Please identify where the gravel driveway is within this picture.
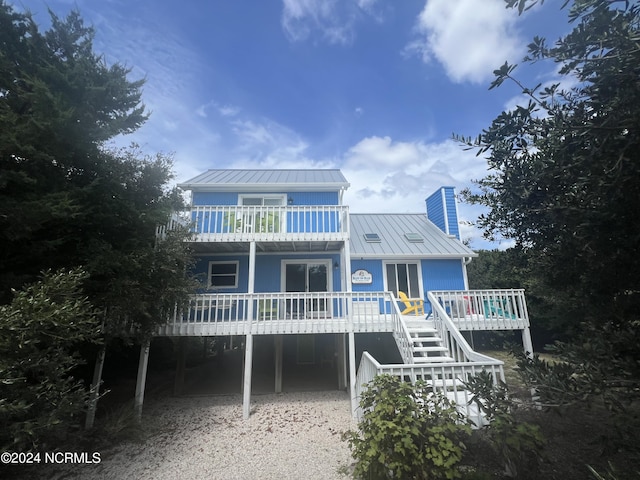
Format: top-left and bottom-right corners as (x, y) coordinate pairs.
(55, 391), (356, 480)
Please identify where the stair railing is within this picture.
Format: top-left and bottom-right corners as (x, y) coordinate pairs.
(427, 291), (501, 365)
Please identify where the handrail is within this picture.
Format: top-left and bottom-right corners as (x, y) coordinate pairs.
(157, 291), (398, 336)
(188, 205), (350, 237)
(429, 289), (530, 330)
(354, 351), (504, 425)
(388, 294), (416, 364)
(427, 291), (496, 363)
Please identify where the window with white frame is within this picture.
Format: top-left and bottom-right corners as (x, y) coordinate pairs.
(239, 195), (285, 206)
(208, 261), (239, 289)
(385, 262), (421, 298)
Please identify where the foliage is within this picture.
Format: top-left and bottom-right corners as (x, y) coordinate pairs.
(0, 3), (195, 337)
(457, 0), (640, 412)
(0, 269), (101, 451)
(458, 0), (640, 318)
(464, 371), (546, 479)
(344, 374), (471, 480)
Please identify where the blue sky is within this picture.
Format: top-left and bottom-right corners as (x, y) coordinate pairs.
(12, 0), (571, 249)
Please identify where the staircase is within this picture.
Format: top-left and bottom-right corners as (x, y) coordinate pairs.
(404, 318), (454, 363)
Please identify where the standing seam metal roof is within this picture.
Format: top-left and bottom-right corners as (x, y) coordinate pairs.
(178, 169), (350, 190)
(350, 213), (475, 257)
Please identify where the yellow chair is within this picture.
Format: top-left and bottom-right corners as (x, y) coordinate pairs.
(398, 291), (425, 316)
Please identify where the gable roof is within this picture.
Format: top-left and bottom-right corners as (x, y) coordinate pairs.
(178, 169), (350, 192)
(350, 213), (476, 258)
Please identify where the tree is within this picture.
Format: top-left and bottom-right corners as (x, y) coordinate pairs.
(0, 269), (101, 451)
(460, 0), (640, 323)
(0, 3), (196, 430)
(0, 3), (148, 300)
(458, 0), (640, 414)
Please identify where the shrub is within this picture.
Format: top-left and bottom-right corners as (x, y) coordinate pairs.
(344, 374), (472, 480)
(465, 371), (546, 479)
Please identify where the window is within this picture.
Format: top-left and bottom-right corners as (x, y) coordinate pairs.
(363, 233), (381, 243)
(404, 233), (424, 243)
(239, 195), (285, 206)
(208, 261), (239, 289)
(385, 262), (421, 298)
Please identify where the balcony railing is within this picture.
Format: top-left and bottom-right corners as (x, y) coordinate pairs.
(188, 205), (349, 241)
(428, 289), (530, 330)
(157, 291), (398, 336)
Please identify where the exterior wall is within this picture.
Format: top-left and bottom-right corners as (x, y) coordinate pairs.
(422, 259), (466, 313)
(193, 191), (339, 206)
(425, 187), (460, 239)
(193, 253), (343, 293)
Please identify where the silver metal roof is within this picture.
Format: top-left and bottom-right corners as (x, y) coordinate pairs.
(179, 169), (350, 192)
(350, 213), (476, 258)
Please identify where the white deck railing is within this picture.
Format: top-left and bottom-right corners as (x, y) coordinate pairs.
(428, 289), (530, 330)
(157, 291), (399, 336)
(354, 352), (503, 426)
(188, 205), (350, 242)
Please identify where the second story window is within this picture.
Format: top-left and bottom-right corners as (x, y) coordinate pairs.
(239, 195), (285, 206)
(208, 261), (239, 289)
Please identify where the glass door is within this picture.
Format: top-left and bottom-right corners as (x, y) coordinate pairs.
(284, 262), (329, 318)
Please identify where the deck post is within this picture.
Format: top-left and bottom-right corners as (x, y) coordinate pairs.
(522, 327), (534, 358)
(348, 331), (357, 417)
(174, 337), (188, 395)
(134, 338), (151, 421)
(274, 334), (283, 393)
(242, 333), (254, 419)
(85, 344), (106, 429)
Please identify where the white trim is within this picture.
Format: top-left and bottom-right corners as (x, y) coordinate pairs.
(238, 194), (286, 206)
(280, 259), (333, 293)
(382, 259), (424, 299)
(441, 188), (450, 236)
(207, 260), (240, 289)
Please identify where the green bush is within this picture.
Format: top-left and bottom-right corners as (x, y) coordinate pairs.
(465, 371), (546, 479)
(344, 374), (472, 480)
(0, 270), (101, 451)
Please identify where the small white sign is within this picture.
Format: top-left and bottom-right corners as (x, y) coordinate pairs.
(352, 269), (373, 284)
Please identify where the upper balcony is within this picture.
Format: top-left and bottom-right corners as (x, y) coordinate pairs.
(188, 205), (350, 245)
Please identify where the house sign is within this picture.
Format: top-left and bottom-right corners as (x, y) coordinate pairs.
(352, 269), (373, 284)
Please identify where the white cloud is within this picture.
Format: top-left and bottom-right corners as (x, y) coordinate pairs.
(408, 0), (524, 84)
(281, 0), (380, 44)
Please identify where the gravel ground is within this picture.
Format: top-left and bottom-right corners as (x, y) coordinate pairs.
(55, 391), (356, 480)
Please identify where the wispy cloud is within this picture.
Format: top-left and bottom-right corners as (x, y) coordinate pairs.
(406, 0), (524, 84)
(281, 0), (381, 45)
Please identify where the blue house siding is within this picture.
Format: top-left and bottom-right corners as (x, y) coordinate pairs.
(287, 192), (339, 205)
(194, 254), (342, 293)
(425, 187), (459, 239)
(422, 259), (465, 313)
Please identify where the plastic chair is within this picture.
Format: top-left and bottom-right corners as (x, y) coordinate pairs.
(398, 291), (425, 316)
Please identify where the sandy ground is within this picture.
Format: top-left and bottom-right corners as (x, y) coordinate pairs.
(48, 391), (356, 480)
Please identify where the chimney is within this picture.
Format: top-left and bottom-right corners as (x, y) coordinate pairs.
(425, 186), (460, 239)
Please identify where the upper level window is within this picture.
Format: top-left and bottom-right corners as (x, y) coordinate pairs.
(239, 195), (285, 206)
(208, 261), (239, 289)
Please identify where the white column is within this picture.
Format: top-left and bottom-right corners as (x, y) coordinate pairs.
(348, 331), (357, 417)
(247, 241), (256, 322)
(242, 334), (254, 419)
(522, 327), (534, 358)
(336, 334), (346, 390)
(134, 339), (151, 421)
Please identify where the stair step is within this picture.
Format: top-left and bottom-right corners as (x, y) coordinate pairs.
(411, 336), (442, 343)
(412, 356), (455, 363)
(413, 345), (448, 353)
